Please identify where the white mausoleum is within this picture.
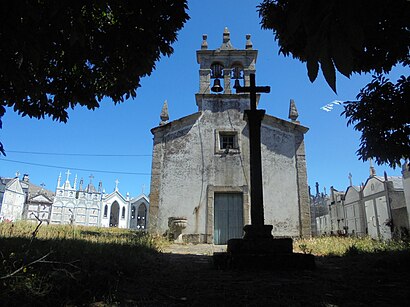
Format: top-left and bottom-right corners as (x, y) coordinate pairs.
(51, 171), (149, 230)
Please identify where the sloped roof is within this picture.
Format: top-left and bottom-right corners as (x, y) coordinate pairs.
(103, 189), (127, 202)
(130, 194), (149, 204)
(345, 185), (361, 194)
(5, 178), (24, 194)
(367, 176), (403, 190)
(29, 193), (53, 204)
(152, 110), (308, 136)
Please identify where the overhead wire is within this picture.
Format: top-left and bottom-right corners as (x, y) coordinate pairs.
(6, 150), (151, 157)
(0, 158), (151, 175)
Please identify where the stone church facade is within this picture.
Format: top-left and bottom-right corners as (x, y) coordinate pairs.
(149, 29), (310, 244)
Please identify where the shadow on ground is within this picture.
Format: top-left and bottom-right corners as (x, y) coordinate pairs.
(1, 237), (409, 306)
(121, 248), (410, 306)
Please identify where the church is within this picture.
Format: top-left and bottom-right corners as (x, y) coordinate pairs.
(149, 29), (311, 244)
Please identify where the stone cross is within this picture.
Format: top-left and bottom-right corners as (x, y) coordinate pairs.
(348, 173), (353, 186)
(65, 170), (71, 181)
(115, 179), (120, 191)
(236, 73), (270, 111)
(236, 73), (270, 235)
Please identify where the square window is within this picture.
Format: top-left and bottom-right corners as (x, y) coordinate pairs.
(215, 130), (240, 154)
(220, 134), (235, 149)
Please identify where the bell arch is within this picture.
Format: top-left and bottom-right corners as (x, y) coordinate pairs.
(231, 62), (244, 89)
(210, 62), (224, 93)
(137, 203), (147, 229)
(109, 201), (120, 227)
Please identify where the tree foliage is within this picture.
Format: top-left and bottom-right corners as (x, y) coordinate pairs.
(343, 76), (410, 167)
(0, 0), (189, 155)
(258, 0), (409, 166)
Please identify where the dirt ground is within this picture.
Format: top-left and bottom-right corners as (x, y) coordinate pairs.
(116, 244), (410, 306)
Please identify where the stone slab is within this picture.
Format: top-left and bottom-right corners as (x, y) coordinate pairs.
(213, 252), (315, 270)
(227, 238), (293, 254)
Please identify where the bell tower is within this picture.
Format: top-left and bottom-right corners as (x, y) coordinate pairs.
(196, 28), (259, 111)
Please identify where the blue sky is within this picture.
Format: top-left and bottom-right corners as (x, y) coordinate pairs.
(0, 1), (407, 197)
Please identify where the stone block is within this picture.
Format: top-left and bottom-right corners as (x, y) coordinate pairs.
(227, 252), (315, 270)
(181, 233), (207, 244)
(227, 237), (293, 254)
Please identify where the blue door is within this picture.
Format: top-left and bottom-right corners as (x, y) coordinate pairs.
(214, 193), (243, 244)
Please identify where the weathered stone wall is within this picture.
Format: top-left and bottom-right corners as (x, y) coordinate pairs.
(149, 95), (310, 241)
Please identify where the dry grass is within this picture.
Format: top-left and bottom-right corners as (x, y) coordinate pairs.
(1, 222), (410, 306)
(294, 235), (410, 256)
(0, 221), (167, 306)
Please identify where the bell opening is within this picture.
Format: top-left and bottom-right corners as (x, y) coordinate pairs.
(233, 79), (241, 89)
(211, 78), (223, 93)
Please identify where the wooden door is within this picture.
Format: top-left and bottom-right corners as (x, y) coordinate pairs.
(214, 193), (243, 244)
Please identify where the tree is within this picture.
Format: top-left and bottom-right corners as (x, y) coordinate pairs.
(344, 75), (409, 167)
(0, 0), (189, 155)
(258, 0), (409, 167)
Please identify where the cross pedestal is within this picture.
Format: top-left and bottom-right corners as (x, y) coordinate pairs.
(242, 108), (273, 240)
(213, 73), (314, 270)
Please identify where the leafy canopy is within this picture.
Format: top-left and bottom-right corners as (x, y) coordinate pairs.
(0, 0), (189, 155)
(343, 76), (410, 168)
(258, 0), (409, 167)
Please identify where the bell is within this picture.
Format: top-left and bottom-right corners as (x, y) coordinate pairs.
(233, 79), (241, 89)
(211, 78), (223, 93)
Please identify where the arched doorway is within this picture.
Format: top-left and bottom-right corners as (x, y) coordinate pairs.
(110, 201), (120, 227)
(137, 203), (147, 229)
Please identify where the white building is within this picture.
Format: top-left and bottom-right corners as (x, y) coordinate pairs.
(344, 185), (366, 236)
(51, 171), (149, 230)
(0, 177), (25, 221)
(149, 29), (311, 244)
(0, 174), (54, 223)
(314, 169), (409, 239)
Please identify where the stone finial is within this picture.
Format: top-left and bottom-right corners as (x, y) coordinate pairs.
(160, 100), (169, 125)
(245, 34), (253, 49)
(288, 99), (299, 122)
(201, 34), (208, 50)
(57, 172), (62, 187)
(220, 27), (234, 50)
(223, 27), (230, 43)
(73, 174), (78, 190)
(348, 173), (353, 186)
(64, 170), (71, 189)
(369, 158), (376, 177)
(115, 179), (119, 191)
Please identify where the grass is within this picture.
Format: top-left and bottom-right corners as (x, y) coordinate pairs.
(294, 235), (410, 256)
(0, 221), (168, 306)
(2, 221), (410, 306)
